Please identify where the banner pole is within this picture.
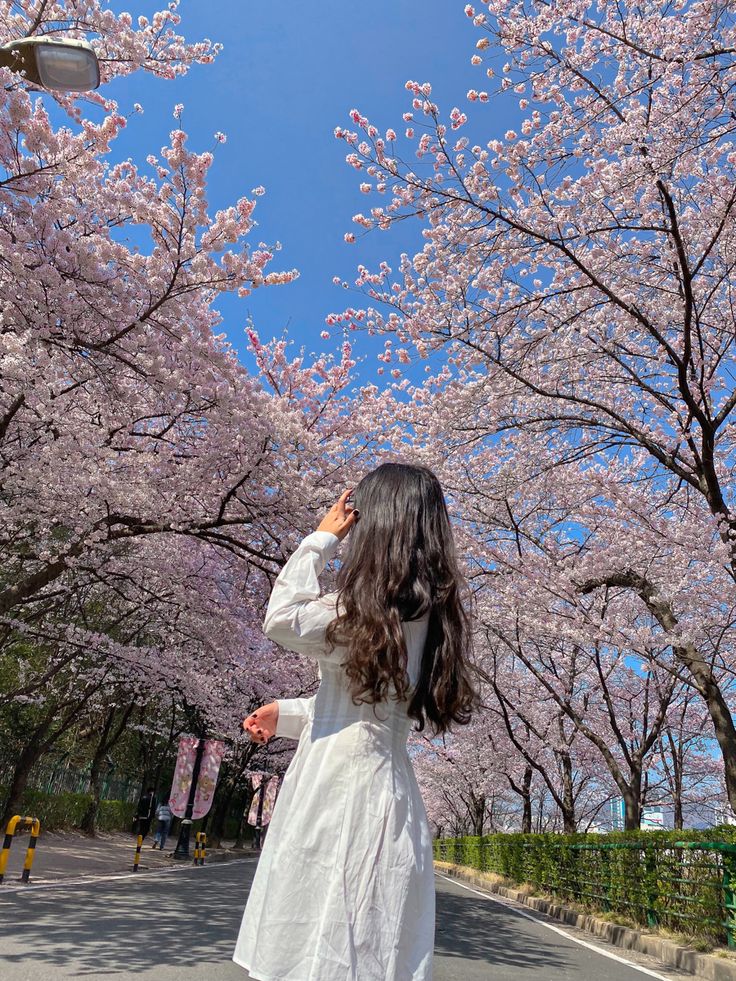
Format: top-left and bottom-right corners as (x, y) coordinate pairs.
(173, 736), (205, 860)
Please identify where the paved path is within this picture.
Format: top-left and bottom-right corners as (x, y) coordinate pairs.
(0, 829), (242, 882)
(0, 858), (691, 979)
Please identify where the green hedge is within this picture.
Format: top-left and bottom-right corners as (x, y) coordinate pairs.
(1, 788), (136, 832)
(434, 829), (736, 944)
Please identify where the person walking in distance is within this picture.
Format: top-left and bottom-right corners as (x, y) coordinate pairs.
(234, 462), (480, 981)
(134, 786), (157, 840)
(152, 800), (173, 850)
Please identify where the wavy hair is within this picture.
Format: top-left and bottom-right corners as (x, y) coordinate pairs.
(324, 462), (480, 736)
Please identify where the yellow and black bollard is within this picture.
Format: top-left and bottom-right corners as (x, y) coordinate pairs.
(132, 833), (143, 872)
(193, 831), (207, 866)
(0, 815), (41, 884)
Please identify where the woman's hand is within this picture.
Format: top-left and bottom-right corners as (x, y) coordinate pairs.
(242, 701), (279, 744)
(317, 488), (359, 541)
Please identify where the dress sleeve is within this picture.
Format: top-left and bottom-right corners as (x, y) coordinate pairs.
(263, 530), (341, 659)
(274, 696), (315, 739)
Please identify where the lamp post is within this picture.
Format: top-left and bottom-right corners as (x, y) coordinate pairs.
(0, 37), (100, 92)
(253, 776), (267, 850)
(173, 736), (206, 860)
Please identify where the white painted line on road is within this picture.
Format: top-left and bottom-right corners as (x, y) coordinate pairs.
(0, 857), (254, 895)
(434, 871), (674, 981)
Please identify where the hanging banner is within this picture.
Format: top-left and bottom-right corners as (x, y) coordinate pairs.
(247, 773), (280, 826)
(261, 775), (280, 826)
(169, 735), (199, 818)
(192, 739), (226, 820)
(169, 736), (227, 819)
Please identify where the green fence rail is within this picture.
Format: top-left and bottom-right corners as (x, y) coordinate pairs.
(433, 833), (736, 947)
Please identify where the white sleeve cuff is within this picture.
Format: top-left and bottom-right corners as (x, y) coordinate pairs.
(275, 696), (315, 739)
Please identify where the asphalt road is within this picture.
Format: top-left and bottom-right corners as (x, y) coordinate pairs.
(0, 857), (689, 980)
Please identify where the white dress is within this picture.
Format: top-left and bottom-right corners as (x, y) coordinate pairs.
(233, 530), (435, 981)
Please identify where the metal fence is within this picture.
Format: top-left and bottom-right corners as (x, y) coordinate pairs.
(0, 761), (140, 804)
(434, 836), (736, 947)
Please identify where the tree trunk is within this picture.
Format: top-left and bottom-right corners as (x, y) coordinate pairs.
(623, 785), (641, 831)
(211, 777), (237, 839)
(673, 744), (684, 830)
(79, 756), (103, 836)
(476, 797), (486, 837)
(79, 702), (136, 836)
(521, 766), (533, 833)
(1, 743), (42, 828)
(80, 713), (114, 836)
(560, 753), (577, 833)
(673, 796), (684, 831)
(689, 669), (736, 815)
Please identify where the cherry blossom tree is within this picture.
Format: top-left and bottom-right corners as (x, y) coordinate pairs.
(331, 0), (736, 818)
(412, 716), (519, 836)
(0, 1), (383, 826)
(650, 685), (725, 829)
(486, 648), (606, 832)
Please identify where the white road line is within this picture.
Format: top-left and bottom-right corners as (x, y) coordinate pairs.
(434, 870), (675, 981)
(0, 857), (252, 895)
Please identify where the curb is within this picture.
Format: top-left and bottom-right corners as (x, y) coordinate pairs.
(203, 848), (256, 864)
(434, 861), (736, 981)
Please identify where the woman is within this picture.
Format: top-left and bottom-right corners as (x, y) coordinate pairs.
(233, 461), (480, 981)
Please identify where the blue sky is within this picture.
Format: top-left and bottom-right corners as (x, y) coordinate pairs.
(99, 1), (505, 382)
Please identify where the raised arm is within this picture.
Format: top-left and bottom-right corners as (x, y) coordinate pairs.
(262, 530), (341, 657)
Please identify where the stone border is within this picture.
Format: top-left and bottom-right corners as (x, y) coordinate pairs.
(434, 860), (736, 981)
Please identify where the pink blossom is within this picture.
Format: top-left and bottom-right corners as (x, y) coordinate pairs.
(450, 108), (468, 130)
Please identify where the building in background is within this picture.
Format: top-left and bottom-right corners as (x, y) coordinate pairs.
(640, 806), (670, 830)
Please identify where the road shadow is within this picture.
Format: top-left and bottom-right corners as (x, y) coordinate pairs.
(0, 861), (256, 976)
(1, 861), (626, 979)
(435, 881), (572, 974)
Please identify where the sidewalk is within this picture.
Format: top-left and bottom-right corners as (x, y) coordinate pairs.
(0, 829), (252, 886)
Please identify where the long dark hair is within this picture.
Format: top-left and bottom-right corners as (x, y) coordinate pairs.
(324, 462), (480, 736)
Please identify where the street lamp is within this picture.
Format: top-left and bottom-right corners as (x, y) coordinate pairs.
(173, 736), (206, 860)
(253, 775), (268, 850)
(0, 37), (100, 92)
